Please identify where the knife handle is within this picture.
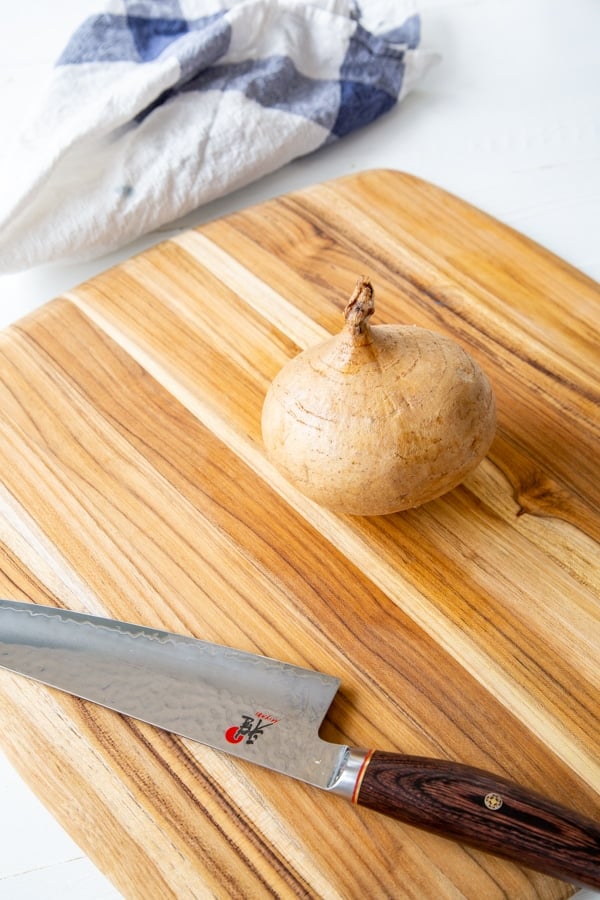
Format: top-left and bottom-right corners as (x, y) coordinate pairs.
(352, 751), (600, 888)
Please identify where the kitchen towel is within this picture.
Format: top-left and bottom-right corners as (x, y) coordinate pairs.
(0, 0), (436, 271)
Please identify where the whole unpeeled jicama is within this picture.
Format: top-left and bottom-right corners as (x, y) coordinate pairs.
(261, 277), (497, 516)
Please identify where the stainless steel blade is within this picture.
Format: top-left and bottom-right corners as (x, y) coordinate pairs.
(0, 599), (347, 789)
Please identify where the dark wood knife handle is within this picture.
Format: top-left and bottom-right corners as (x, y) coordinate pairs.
(355, 751), (600, 888)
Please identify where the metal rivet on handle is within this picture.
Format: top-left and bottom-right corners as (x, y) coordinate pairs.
(484, 792), (504, 811)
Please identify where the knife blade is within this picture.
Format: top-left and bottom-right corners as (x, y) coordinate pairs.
(0, 599), (599, 889)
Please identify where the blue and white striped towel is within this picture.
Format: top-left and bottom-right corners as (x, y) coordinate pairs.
(0, 0), (436, 272)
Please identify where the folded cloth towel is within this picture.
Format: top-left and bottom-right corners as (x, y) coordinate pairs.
(0, 0), (436, 272)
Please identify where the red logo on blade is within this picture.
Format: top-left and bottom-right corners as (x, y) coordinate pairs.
(225, 726), (244, 744)
(225, 713), (280, 745)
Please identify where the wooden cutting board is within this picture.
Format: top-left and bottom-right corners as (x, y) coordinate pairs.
(0, 170), (598, 899)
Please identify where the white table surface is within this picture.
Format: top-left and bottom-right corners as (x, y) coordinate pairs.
(0, 1), (598, 897)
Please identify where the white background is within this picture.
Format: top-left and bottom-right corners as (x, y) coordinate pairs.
(0, 1), (599, 896)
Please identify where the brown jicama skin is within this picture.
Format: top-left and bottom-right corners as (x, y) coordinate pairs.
(261, 277), (497, 516)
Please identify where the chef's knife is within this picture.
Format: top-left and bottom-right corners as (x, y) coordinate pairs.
(1, 599), (599, 888)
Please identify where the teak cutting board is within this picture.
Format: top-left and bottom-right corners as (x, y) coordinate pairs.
(0, 170), (598, 899)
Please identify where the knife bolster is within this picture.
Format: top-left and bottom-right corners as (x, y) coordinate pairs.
(327, 747), (372, 800)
